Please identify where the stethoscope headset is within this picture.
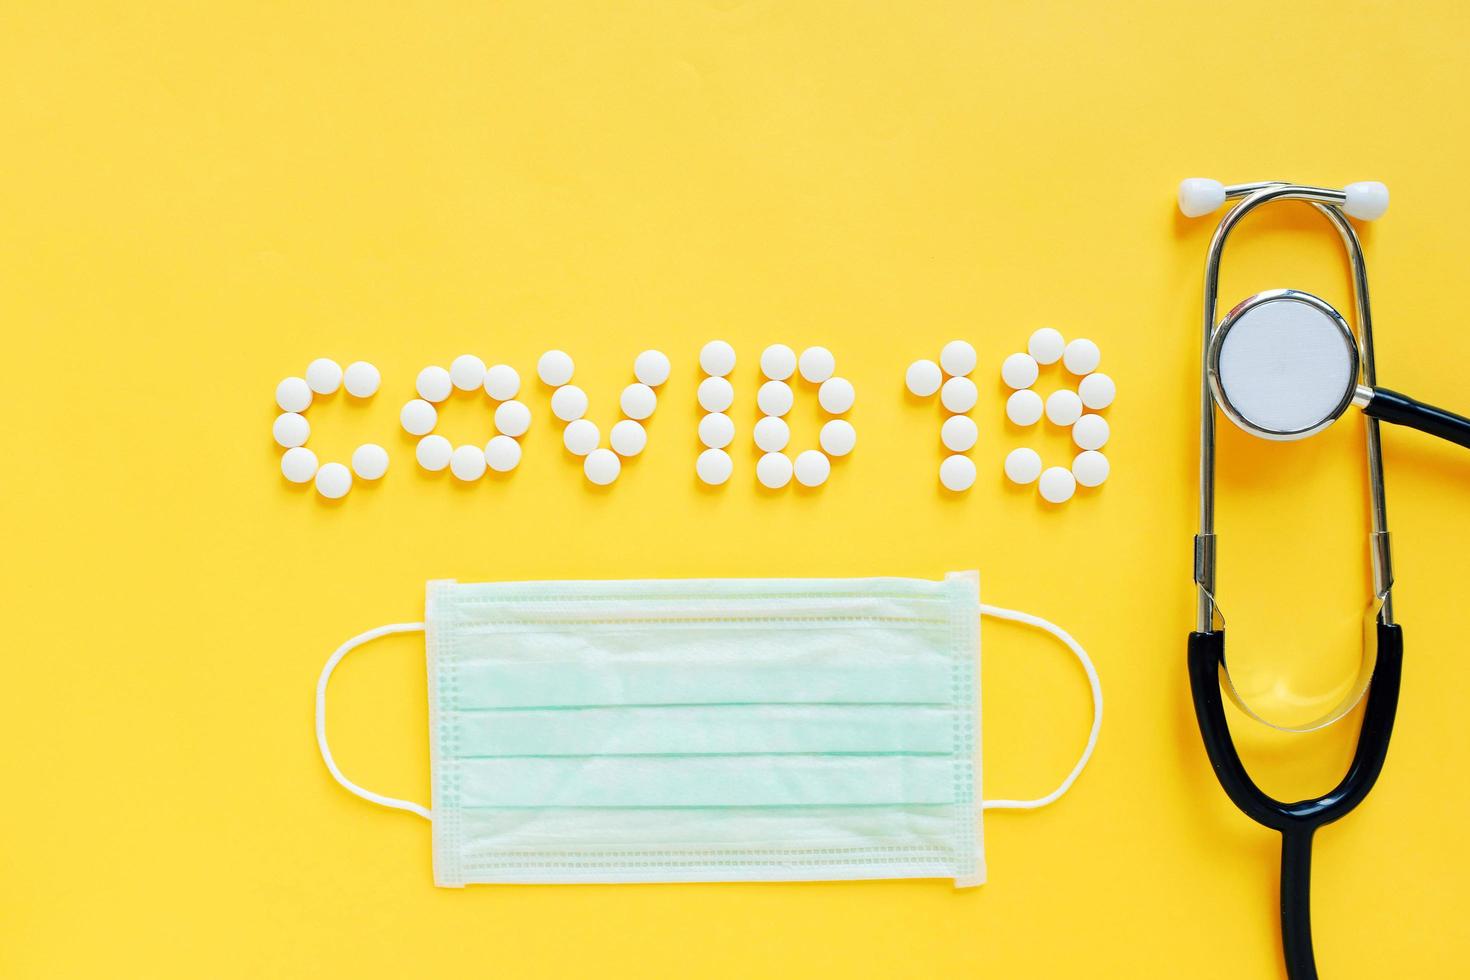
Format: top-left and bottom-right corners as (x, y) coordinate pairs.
(1179, 178), (1470, 980)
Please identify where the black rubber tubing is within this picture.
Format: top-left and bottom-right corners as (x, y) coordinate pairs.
(1363, 386), (1470, 449)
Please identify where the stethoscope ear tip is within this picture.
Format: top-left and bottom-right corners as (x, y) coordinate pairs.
(1344, 181), (1389, 221)
(1178, 178), (1226, 218)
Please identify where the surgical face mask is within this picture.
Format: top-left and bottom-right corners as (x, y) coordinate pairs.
(315, 573), (1100, 888)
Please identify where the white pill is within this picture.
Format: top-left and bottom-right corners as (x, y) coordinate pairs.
(757, 451), (794, 489)
(563, 418), (600, 456)
(450, 444), (487, 481)
(315, 462), (352, 499)
(794, 450), (831, 487)
(940, 340), (977, 377)
(941, 414), (978, 452)
(634, 350), (671, 387)
(906, 359), (943, 397)
(584, 448), (621, 485)
(818, 377), (855, 414)
(940, 376), (978, 414)
(939, 454), (977, 492)
(760, 344), (797, 381)
(494, 400), (531, 437)
(551, 384), (589, 422)
(416, 435), (453, 471)
(306, 358), (343, 395)
(537, 350), (574, 387)
(1045, 389), (1083, 426)
(698, 376), (735, 413)
(611, 419), (649, 456)
(272, 412), (310, 448)
(1063, 338), (1101, 376)
(1039, 466), (1077, 503)
(696, 448), (733, 485)
(400, 399), (437, 435)
(1073, 450), (1110, 487)
(699, 340), (737, 377)
(621, 382), (658, 420)
(798, 346), (836, 383)
(757, 380), (794, 417)
(416, 365), (453, 403)
(1073, 413), (1110, 450)
(343, 360), (380, 398)
(1029, 328), (1066, 365)
(281, 446), (318, 483)
(1001, 352), (1039, 390)
(450, 354), (487, 391)
(819, 418), (857, 456)
(1079, 372), (1116, 410)
(1004, 447), (1043, 485)
(275, 376), (312, 412)
(485, 435), (522, 472)
(753, 415), (790, 452)
(698, 412), (735, 449)
(483, 364), (521, 401)
(1006, 389), (1045, 426)
(351, 443), (389, 480)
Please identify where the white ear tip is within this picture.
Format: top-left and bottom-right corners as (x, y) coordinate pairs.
(1344, 181), (1389, 221)
(1178, 178), (1226, 218)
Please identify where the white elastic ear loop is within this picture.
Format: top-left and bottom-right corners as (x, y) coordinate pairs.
(315, 622), (432, 820)
(978, 603), (1102, 811)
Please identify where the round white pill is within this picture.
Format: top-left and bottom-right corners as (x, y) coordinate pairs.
(450, 354), (487, 391)
(484, 364), (521, 401)
(584, 448), (621, 485)
(563, 418), (600, 456)
(798, 346), (836, 384)
(537, 350), (574, 387)
(634, 349), (671, 387)
(315, 462), (352, 499)
(400, 399), (437, 436)
(272, 412), (310, 448)
(351, 443), (389, 480)
(757, 380), (794, 417)
(1072, 413), (1110, 450)
(697, 376), (734, 413)
(1078, 372), (1116, 410)
(551, 384), (589, 422)
(494, 400), (531, 438)
(1004, 447), (1043, 485)
(698, 412), (734, 449)
(760, 344), (797, 381)
(1006, 389), (1045, 426)
(757, 451), (793, 489)
(940, 376), (978, 414)
(941, 415), (978, 452)
(485, 435), (522, 472)
(415, 435), (452, 471)
(280, 446), (318, 484)
(275, 376), (312, 412)
(940, 454), (977, 492)
(699, 340), (736, 378)
(611, 419), (649, 456)
(1045, 389), (1083, 426)
(450, 444), (487, 481)
(753, 415), (791, 452)
(416, 365), (453, 403)
(940, 340), (977, 377)
(1029, 328), (1066, 365)
(794, 450), (831, 487)
(906, 359), (943, 397)
(818, 377), (855, 414)
(306, 358), (343, 395)
(1073, 450), (1110, 487)
(343, 361), (380, 398)
(1063, 338), (1101, 376)
(621, 382), (658, 420)
(819, 418), (857, 457)
(1001, 352), (1039, 390)
(1039, 466), (1077, 503)
(696, 448), (733, 485)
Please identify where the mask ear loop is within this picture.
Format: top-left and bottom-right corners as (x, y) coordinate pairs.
(977, 604), (1103, 811)
(315, 622), (433, 820)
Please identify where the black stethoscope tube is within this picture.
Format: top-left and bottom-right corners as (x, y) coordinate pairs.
(1362, 386), (1470, 450)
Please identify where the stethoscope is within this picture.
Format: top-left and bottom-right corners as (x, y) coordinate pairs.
(1180, 178), (1470, 980)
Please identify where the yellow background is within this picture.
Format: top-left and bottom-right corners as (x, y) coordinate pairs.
(3, 2), (1468, 977)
